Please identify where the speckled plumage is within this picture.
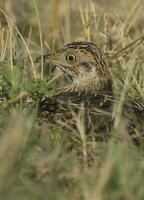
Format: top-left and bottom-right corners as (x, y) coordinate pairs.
(37, 41), (113, 141)
(37, 41), (144, 146)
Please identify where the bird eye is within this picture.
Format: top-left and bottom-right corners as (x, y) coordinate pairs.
(65, 53), (76, 63)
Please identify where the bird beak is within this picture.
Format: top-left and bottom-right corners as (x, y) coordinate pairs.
(36, 53), (67, 71)
(36, 53), (68, 76)
(36, 53), (75, 82)
(36, 53), (55, 64)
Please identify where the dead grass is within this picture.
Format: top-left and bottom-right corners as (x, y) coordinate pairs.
(0, 0), (144, 199)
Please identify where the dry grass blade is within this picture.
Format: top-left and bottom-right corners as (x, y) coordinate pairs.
(110, 34), (144, 60)
(33, 0), (44, 80)
(71, 104), (88, 168)
(0, 7), (37, 79)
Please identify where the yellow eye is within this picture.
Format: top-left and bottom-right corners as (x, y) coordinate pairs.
(65, 53), (76, 63)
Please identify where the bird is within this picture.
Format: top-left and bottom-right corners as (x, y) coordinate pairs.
(37, 41), (144, 145)
(37, 41), (112, 93)
(36, 41), (113, 144)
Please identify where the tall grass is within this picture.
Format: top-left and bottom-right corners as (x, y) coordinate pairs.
(0, 0), (144, 199)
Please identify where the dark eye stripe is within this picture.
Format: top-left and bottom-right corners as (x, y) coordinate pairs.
(80, 62), (92, 72)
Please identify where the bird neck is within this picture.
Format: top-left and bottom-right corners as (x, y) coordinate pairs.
(71, 75), (112, 92)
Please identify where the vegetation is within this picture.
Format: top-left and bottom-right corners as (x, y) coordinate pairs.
(0, 0), (144, 199)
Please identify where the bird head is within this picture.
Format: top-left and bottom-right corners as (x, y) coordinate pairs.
(37, 41), (111, 92)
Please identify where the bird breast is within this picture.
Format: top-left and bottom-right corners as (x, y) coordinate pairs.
(72, 74), (106, 91)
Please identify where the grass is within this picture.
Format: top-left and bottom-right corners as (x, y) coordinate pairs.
(0, 0), (144, 199)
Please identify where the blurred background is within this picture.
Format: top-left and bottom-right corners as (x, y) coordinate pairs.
(0, 0), (144, 53)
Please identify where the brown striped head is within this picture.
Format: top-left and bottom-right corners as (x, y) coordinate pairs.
(38, 41), (111, 92)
